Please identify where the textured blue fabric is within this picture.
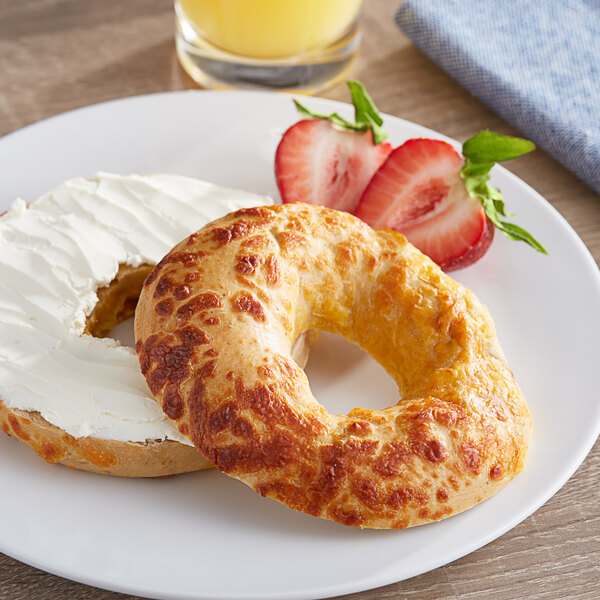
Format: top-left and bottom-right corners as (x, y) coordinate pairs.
(396, 0), (600, 194)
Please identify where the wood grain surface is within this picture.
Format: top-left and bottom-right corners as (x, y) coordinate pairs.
(0, 1), (598, 599)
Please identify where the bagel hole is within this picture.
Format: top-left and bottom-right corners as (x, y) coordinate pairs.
(108, 317), (136, 348)
(85, 267), (400, 415)
(303, 332), (399, 415)
(85, 263), (153, 348)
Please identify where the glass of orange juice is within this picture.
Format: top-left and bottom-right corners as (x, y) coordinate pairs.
(175, 0), (364, 93)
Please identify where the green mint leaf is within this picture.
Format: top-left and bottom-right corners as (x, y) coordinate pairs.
(493, 221), (548, 253)
(347, 80), (384, 128)
(460, 151), (548, 254)
(460, 136), (546, 255)
(479, 192), (546, 251)
(293, 100), (364, 132)
(463, 131), (536, 164)
(487, 186), (515, 217)
(463, 162), (515, 217)
(365, 113), (387, 145)
(293, 81), (387, 144)
(461, 159), (494, 179)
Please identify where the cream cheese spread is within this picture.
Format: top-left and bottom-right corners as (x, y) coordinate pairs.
(0, 173), (273, 444)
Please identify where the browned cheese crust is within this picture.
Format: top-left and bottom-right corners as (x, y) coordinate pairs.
(135, 203), (532, 528)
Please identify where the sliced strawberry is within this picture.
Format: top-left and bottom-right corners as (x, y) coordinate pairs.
(355, 138), (494, 271)
(275, 119), (392, 212)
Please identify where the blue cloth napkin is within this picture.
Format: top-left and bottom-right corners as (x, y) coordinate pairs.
(396, 0), (600, 194)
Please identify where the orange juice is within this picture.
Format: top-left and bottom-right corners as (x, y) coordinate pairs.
(177, 0), (363, 59)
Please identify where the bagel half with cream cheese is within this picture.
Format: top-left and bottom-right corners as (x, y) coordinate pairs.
(0, 173), (314, 476)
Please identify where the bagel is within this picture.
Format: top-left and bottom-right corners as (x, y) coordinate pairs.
(0, 173), (295, 477)
(136, 202), (531, 528)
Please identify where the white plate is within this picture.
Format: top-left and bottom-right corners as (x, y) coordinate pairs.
(0, 91), (599, 600)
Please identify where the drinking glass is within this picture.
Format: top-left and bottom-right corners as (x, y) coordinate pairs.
(175, 0), (364, 94)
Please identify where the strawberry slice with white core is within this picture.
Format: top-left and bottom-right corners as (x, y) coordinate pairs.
(355, 138), (494, 271)
(275, 119), (392, 212)
(275, 83), (543, 270)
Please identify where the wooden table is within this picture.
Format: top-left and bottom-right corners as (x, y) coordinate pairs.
(0, 1), (598, 599)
